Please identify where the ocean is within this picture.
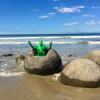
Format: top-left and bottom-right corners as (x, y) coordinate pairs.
(0, 33), (100, 77)
(0, 33), (100, 55)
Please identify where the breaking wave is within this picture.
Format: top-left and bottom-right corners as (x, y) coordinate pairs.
(0, 35), (100, 39)
(0, 35), (99, 45)
(0, 41), (99, 45)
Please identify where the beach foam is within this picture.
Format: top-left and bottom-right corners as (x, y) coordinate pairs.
(0, 71), (25, 77)
(0, 35), (100, 45)
(0, 36), (62, 40)
(70, 36), (100, 39)
(0, 41), (99, 45)
(0, 41), (77, 44)
(0, 35), (100, 40)
(88, 41), (100, 44)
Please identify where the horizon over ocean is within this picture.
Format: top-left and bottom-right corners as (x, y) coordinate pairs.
(0, 33), (100, 45)
(0, 33), (100, 37)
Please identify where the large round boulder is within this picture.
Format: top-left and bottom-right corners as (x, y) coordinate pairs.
(84, 50), (100, 66)
(24, 49), (62, 75)
(61, 58), (100, 87)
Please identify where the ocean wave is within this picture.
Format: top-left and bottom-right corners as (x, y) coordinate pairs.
(70, 36), (100, 39)
(0, 36), (62, 40)
(0, 41), (77, 44)
(88, 41), (100, 44)
(0, 35), (100, 40)
(0, 41), (99, 45)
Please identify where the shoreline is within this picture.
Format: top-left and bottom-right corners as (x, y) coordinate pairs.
(0, 74), (100, 100)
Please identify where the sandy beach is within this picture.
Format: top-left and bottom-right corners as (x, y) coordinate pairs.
(0, 74), (100, 100)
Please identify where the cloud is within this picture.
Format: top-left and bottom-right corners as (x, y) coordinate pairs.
(53, 0), (60, 1)
(38, 15), (49, 19)
(54, 7), (59, 9)
(38, 12), (56, 19)
(63, 22), (79, 26)
(92, 6), (99, 9)
(83, 14), (95, 17)
(86, 20), (100, 26)
(48, 12), (56, 15)
(54, 6), (85, 13)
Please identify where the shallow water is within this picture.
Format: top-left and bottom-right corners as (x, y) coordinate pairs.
(1, 74), (100, 100)
(24, 74), (100, 100)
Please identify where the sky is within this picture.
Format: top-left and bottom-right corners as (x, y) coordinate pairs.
(0, 0), (100, 34)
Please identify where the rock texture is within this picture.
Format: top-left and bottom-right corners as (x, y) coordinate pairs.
(62, 56), (77, 67)
(61, 58), (100, 87)
(84, 50), (100, 66)
(24, 49), (62, 75)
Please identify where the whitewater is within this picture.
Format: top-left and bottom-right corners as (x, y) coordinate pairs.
(0, 35), (100, 44)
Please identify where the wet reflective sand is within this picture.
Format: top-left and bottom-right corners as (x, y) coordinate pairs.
(0, 74), (100, 100)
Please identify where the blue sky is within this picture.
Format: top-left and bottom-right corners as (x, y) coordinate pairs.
(0, 0), (100, 34)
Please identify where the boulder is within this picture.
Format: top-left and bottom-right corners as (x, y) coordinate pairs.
(61, 58), (100, 87)
(24, 49), (62, 75)
(84, 50), (100, 66)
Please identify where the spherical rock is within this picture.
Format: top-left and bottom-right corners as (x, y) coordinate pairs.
(84, 50), (100, 66)
(24, 49), (62, 75)
(61, 58), (100, 87)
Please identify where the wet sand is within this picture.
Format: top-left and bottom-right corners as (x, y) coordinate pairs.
(0, 74), (100, 100)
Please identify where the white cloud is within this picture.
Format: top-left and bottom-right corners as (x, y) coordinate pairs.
(53, 0), (60, 1)
(38, 12), (56, 19)
(48, 12), (56, 15)
(38, 15), (49, 19)
(54, 6), (85, 13)
(92, 6), (99, 9)
(86, 20), (100, 26)
(83, 14), (95, 17)
(54, 7), (59, 9)
(63, 22), (79, 26)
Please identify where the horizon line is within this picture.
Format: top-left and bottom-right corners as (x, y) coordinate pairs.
(0, 32), (100, 37)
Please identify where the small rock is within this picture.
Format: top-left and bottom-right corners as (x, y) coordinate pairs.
(1, 54), (13, 57)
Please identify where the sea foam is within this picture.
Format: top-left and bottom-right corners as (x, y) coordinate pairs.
(0, 41), (99, 45)
(0, 35), (100, 45)
(0, 72), (25, 77)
